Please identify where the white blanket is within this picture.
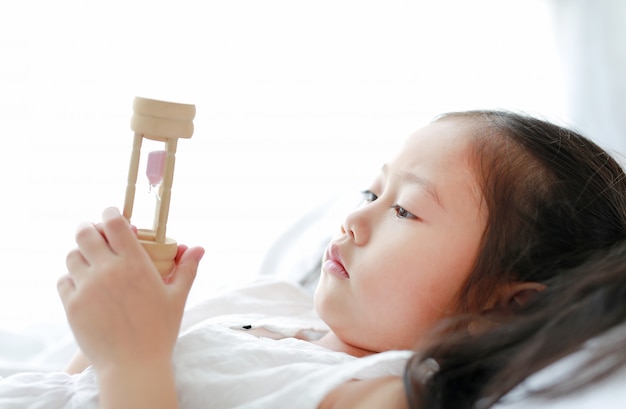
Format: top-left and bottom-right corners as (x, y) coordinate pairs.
(0, 279), (411, 409)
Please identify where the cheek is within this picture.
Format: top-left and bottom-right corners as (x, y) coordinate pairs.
(419, 225), (482, 282)
(312, 272), (350, 325)
(354, 274), (455, 350)
(357, 238), (476, 321)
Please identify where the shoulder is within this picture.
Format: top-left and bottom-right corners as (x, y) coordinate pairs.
(318, 376), (408, 409)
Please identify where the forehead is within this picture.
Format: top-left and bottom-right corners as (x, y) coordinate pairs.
(394, 119), (476, 171)
(388, 119), (482, 205)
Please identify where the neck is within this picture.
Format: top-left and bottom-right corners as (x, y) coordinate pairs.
(313, 331), (377, 357)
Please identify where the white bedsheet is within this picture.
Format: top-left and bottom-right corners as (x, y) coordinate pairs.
(0, 279), (411, 409)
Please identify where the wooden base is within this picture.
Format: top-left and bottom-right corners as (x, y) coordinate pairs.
(137, 229), (178, 277)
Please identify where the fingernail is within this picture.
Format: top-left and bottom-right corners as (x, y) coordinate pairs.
(196, 248), (206, 262)
(103, 207), (120, 220)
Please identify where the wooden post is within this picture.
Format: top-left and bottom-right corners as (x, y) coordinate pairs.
(154, 138), (178, 243)
(123, 133), (143, 221)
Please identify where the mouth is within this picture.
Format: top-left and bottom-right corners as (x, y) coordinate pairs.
(323, 243), (350, 279)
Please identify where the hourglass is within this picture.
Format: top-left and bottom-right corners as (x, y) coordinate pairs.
(123, 96), (196, 276)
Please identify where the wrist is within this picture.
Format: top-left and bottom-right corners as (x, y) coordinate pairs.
(97, 359), (179, 409)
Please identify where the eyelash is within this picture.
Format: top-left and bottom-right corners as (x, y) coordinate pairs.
(360, 190), (419, 220)
(361, 190), (378, 203)
(390, 204), (418, 220)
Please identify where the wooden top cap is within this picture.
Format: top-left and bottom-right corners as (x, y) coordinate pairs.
(131, 97), (196, 140)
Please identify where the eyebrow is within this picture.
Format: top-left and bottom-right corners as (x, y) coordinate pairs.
(381, 164), (444, 209)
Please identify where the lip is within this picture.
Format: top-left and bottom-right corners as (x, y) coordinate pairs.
(323, 243), (350, 279)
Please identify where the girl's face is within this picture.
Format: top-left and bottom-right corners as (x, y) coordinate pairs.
(314, 119), (487, 353)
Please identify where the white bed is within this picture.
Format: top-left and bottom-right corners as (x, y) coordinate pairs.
(0, 196), (624, 407)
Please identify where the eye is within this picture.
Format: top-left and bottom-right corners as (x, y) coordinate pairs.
(360, 190), (378, 203)
(391, 204), (419, 220)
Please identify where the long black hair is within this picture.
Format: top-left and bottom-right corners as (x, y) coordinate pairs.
(404, 110), (626, 408)
(447, 111), (626, 312)
(405, 241), (626, 409)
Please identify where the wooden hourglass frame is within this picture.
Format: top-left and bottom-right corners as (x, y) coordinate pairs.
(123, 96), (196, 276)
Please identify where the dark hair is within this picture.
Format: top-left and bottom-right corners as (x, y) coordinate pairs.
(446, 110), (626, 312)
(405, 241), (626, 409)
(404, 110), (626, 408)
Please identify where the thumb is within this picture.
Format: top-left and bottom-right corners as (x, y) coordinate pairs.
(168, 246), (205, 302)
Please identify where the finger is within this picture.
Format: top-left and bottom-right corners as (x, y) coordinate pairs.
(66, 247), (88, 270)
(57, 274), (76, 305)
(168, 246), (204, 306)
(75, 222), (110, 264)
(94, 222), (104, 236)
(161, 245), (190, 284)
(95, 222), (138, 238)
(174, 244), (189, 263)
(100, 207), (141, 255)
(65, 248), (90, 285)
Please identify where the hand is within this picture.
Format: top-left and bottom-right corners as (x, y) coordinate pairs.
(58, 207), (205, 373)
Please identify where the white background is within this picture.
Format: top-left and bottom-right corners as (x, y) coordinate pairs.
(0, 0), (567, 331)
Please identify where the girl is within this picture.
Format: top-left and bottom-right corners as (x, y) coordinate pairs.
(399, 111), (626, 409)
(326, 242), (626, 409)
(3, 110), (626, 408)
(324, 110), (626, 408)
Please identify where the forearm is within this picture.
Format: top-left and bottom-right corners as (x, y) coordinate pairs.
(65, 349), (91, 374)
(319, 377), (409, 409)
(97, 360), (179, 409)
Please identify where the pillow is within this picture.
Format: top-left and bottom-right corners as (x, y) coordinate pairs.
(257, 194), (359, 294)
(495, 323), (626, 409)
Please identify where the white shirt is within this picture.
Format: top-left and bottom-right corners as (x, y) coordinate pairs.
(0, 279), (411, 409)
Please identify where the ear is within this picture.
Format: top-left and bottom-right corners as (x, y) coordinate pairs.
(467, 281), (546, 336)
(498, 281), (546, 312)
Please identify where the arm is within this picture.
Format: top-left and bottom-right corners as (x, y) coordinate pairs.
(65, 349), (90, 374)
(318, 376), (409, 409)
(96, 359), (178, 409)
(57, 207), (204, 409)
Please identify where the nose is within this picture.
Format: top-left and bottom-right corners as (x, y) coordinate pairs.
(341, 205), (371, 245)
